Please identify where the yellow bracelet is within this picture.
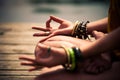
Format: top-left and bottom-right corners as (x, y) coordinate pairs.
(61, 45), (71, 70)
(61, 46), (77, 71)
(71, 21), (79, 36)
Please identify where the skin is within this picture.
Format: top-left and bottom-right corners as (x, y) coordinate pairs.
(19, 31), (112, 73)
(32, 16), (108, 42)
(81, 27), (120, 57)
(19, 16), (120, 73)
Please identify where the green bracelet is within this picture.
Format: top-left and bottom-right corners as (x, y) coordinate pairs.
(68, 48), (76, 71)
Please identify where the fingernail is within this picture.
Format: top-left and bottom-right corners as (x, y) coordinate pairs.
(32, 27), (35, 29)
(38, 43), (44, 47)
(38, 43), (41, 46)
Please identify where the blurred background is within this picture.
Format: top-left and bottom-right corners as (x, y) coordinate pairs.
(0, 0), (109, 23)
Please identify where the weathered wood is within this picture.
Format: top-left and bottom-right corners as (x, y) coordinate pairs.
(0, 23), (62, 80)
(0, 66), (63, 76)
(0, 71), (41, 76)
(0, 45), (35, 54)
(0, 37), (41, 45)
(0, 31), (35, 37)
(0, 60), (62, 70)
(0, 76), (35, 80)
(0, 61), (33, 70)
(0, 54), (33, 60)
(0, 23), (44, 31)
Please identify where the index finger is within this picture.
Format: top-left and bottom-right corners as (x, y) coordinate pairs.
(39, 33), (55, 42)
(32, 26), (50, 31)
(46, 15), (65, 28)
(50, 15), (65, 24)
(19, 55), (35, 62)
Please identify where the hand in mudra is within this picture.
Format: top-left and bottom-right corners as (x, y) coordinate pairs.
(19, 40), (75, 71)
(32, 15), (73, 42)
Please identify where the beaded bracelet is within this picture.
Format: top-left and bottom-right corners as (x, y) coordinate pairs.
(77, 21), (89, 39)
(72, 21), (89, 39)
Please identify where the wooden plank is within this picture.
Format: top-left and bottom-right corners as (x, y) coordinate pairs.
(0, 66), (63, 76)
(0, 37), (40, 45)
(0, 45), (35, 54)
(0, 61), (34, 70)
(0, 23), (62, 80)
(0, 61), (62, 70)
(0, 23), (57, 36)
(0, 23), (44, 31)
(0, 23), (57, 31)
(0, 31), (35, 37)
(0, 71), (41, 76)
(0, 54), (34, 61)
(0, 76), (35, 80)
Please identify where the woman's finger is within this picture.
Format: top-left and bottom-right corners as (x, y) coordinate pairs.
(46, 18), (52, 28)
(32, 26), (50, 31)
(39, 29), (69, 42)
(33, 32), (51, 36)
(46, 15), (65, 28)
(50, 15), (65, 23)
(29, 66), (43, 71)
(39, 33), (55, 42)
(20, 61), (43, 68)
(19, 55), (35, 62)
(20, 61), (36, 66)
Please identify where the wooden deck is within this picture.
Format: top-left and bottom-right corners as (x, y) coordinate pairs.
(0, 23), (120, 80)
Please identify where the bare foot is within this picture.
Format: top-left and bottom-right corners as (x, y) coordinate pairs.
(83, 31), (112, 74)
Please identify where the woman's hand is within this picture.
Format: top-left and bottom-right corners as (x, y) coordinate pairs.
(19, 55), (43, 71)
(19, 43), (67, 71)
(19, 40), (75, 71)
(32, 15), (74, 42)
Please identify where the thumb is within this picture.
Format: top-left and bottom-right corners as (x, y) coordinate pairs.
(50, 15), (64, 23)
(36, 43), (55, 67)
(92, 30), (105, 39)
(38, 43), (48, 50)
(37, 43), (51, 58)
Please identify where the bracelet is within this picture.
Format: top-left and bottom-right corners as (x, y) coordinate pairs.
(68, 48), (76, 71)
(71, 21), (79, 36)
(71, 21), (89, 39)
(72, 47), (84, 62)
(61, 45), (71, 70)
(77, 21), (89, 39)
(62, 47), (77, 71)
(61, 47), (84, 71)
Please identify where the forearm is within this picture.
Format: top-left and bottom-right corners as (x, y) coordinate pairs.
(87, 17), (108, 34)
(81, 27), (120, 58)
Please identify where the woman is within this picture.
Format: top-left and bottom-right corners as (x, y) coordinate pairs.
(19, 0), (120, 74)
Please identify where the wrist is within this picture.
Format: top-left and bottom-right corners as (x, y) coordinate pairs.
(61, 46), (85, 72)
(86, 22), (92, 34)
(71, 21), (90, 39)
(79, 41), (93, 58)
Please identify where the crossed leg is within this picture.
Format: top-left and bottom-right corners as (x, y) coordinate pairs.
(83, 31), (112, 74)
